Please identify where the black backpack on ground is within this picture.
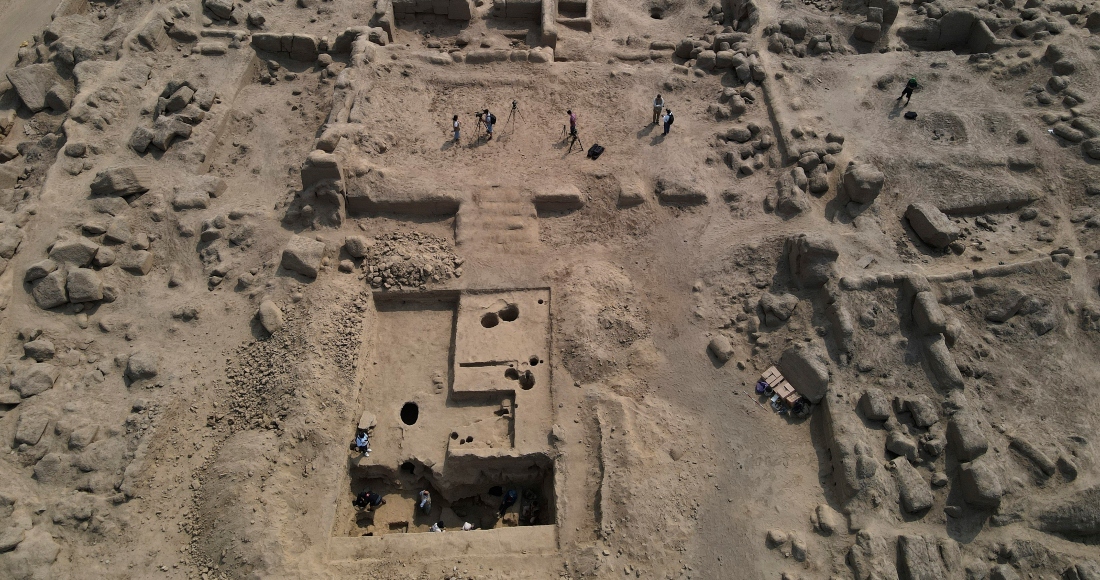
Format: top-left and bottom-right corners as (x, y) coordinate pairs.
(587, 144), (604, 160)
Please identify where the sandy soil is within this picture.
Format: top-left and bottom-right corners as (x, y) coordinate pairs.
(2, 0), (1100, 578)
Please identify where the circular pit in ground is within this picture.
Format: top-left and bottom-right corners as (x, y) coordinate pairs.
(400, 402), (419, 425)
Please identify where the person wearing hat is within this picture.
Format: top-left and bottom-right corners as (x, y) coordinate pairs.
(897, 77), (919, 106)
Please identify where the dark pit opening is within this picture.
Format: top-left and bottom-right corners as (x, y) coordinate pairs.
(400, 402), (419, 425)
(529, 356), (539, 366)
(400, 461), (415, 474)
(650, 6), (664, 19)
(519, 370), (535, 390)
(505, 368), (520, 380)
(537, 299), (544, 304)
(481, 312), (499, 328)
(466, 435), (474, 443)
(500, 304), (519, 322)
(450, 431), (459, 440)
(489, 485), (503, 496)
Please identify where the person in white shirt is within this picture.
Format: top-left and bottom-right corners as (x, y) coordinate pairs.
(452, 115), (460, 142)
(652, 94), (664, 125)
(429, 521), (445, 532)
(462, 522), (474, 531)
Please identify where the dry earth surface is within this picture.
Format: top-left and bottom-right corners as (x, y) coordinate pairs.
(1, 0), (1100, 578)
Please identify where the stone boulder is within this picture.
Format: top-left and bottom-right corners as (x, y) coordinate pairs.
(258, 300), (284, 334)
(913, 291), (947, 335)
(48, 238), (99, 267)
(654, 178), (708, 205)
(0, 224), (23, 259)
(32, 271), (68, 309)
(204, 0), (234, 19)
(906, 203), (960, 249)
(904, 395), (940, 427)
(344, 235), (373, 258)
(11, 363), (59, 397)
(947, 411), (988, 461)
(854, 22), (883, 43)
(786, 233), (838, 289)
(1037, 486), (1100, 538)
(281, 235), (326, 278)
(126, 351), (159, 381)
(921, 334), (964, 391)
(859, 388), (891, 421)
(15, 410), (51, 445)
(777, 344), (829, 403)
(6, 63), (64, 112)
(66, 268), (104, 302)
(759, 292), (798, 326)
(843, 161), (885, 203)
(897, 535), (949, 579)
(301, 150), (344, 189)
(959, 458), (1004, 508)
(23, 339), (55, 362)
(24, 260), (57, 282)
(708, 335), (735, 363)
(90, 166), (154, 196)
(893, 457), (933, 513)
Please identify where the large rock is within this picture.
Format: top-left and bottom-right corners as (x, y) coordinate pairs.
(1036, 486), (1100, 538)
(90, 166), (154, 196)
(15, 409), (51, 445)
(23, 339), (55, 362)
(654, 178), (708, 205)
(912, 291), (947, 335)
(281, 235), (325, 278)
(118, 250), (154, 275)
(258, 300), (284, 334)
(959, 458), (1004, 508)
(759, 292), (798, 326)
(0, 224), (24, 259)
(24, 259), (58, 282)
(50, 239), (99, 269)
(859, 388), (891, 421)
(301, 150), (344, 189)
(947, 412), (988, 461)
(854, 22), (883, 43)
(6, 63), (64, 112)
(897, 535), (949, 580)
(66, 268), (103, 302)
(344, 235), (373, 258)
(11, 363), (59, 397)
(777, 344), (829, 403)
(843, 161), (885, 203)
(906, 203), (960, 249)
(905, 394), (940, 427)
(31, 270), (68, 309)
(126, 351), (159, 381)
(921, 334), (964, 391)
(708, 335), (735, 363)
(204, 0), (234, 19)
(894, 457), (933, 513)
(786, 233), (838, 289)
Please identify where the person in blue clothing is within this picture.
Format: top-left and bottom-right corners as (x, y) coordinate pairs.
(498, 489), (519, 516)
(662, 109), (674, 136)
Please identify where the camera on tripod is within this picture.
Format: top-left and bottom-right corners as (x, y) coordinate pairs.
(511, 100), (517, 110)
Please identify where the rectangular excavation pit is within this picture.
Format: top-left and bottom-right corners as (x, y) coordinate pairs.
(329, 288), (557, 556)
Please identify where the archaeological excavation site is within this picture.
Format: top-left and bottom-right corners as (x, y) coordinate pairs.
(3, 0), (1100, 576)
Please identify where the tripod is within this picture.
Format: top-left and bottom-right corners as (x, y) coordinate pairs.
(473, 114), (485, 144)
(560, 124), (583, 152)
(506, 101), (521, 131)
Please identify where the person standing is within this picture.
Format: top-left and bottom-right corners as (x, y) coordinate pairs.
(662, 109), (674, 136)
(897, 77), (918, 105)
(452, 115), (460, 142)
(568, 110), (577, 137)
(484, 108), (495, 140)
(418, 490), (432, 515)
(652, 94), (664, 125)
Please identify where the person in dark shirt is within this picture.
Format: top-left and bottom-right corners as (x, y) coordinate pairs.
(897, 77), (919, 105)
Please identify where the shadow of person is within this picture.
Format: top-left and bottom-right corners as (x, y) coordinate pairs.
(636, 123), (655, 139)
(440, 139), (457, 151)
(887, 100), (904, 120)
(650, 133), (667, 146)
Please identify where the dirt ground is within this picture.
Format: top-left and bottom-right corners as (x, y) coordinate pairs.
(2, 0), (1100, 578)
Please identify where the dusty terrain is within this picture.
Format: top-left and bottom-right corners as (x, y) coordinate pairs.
(2, 0), (1100, 578)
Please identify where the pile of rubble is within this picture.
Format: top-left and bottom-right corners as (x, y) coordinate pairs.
(345, 231), (462, 290)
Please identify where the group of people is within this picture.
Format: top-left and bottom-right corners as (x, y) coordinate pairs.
(352, 487), (528, 530)
(652, 94), (675, 136)
(452, 109), (499, 143)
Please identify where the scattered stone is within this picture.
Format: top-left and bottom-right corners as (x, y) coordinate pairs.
(894, 457), (934, 513)
(105, 217), (132, 244)
(125, 351), (159, 381)
(11, 363), (59, 397)
(24, 259), (57, 282)
(859, 388), (891, 421)
(344, 235), (373, 258)
(23, 339), (55, 362)
(15, 409), (50, 444)
(906, 203), (960, 249)
(887, 431), (919, 459)
(32, 271), (68, 309)
(897, 535), (949, 579)
(5, 63), (64, 112)
(708, 335), (735, 363)
(1009, 435), (1057, 476)
(90, 167), (154, 196)
(258, 300), (284, 334)
(959, 458), (1004, 508)
(759, 293), (798, 326)
(48, 238), (99, 266)
(66, 268), (104, 302)
(905, 395), (940, 427)
(766, 529), (788, 548)
(947, 412), (989, 461)
(118, 250), (154, 275)
(281, 235), (326, 278)
(843, 161), (885, 204)
(913, 291), (947, 335)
